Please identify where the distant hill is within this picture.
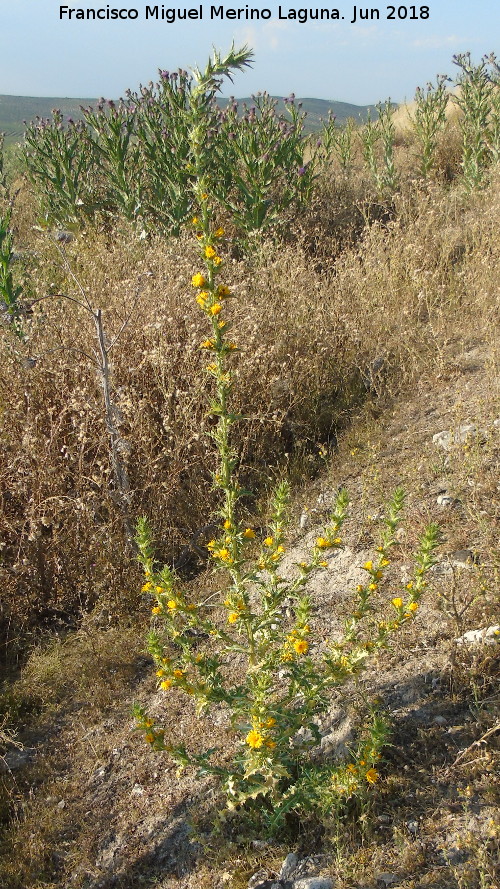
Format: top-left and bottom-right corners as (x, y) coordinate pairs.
(0, 93), (376, 143)
(0, 95), (95, 143)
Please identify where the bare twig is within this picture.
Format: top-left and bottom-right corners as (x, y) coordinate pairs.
(441, 722), (500, 776)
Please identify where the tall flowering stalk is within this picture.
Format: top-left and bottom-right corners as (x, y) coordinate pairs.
(453, 52), (496, 190)
(134, 47), (441, 831)
(412, 75), (450, 178)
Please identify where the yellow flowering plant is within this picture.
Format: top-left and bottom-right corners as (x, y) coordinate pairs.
(133, 47), (441, 833)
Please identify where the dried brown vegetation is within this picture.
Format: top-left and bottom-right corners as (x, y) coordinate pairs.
(0, 119), (499, 888)
(2, 153), (499, 652)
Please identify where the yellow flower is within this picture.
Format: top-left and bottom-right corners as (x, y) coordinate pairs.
(356, 584), (364, 593)
(243, 528), (256, 539)
(142, 581), (153, 592)
(319, 560), (328, 568)
(173, 669), (184, 679)
(316, 537), (331, 548)
(223, 519), (232, 530)
(151, 605), (162, 615)
(217, 284), (231, 297)
(380, 558), (390, 567)
(365, 768), (379, 784)
(200, 192), (208, 200)
(209, 303), (222, 315)
(167, 600), (177, 611)
(333, 537), (342, 545)
(191, 273), (206, 288)
(156, 669), (166, 677)
(281, 651), (293, 662)
(205, 245), (216, 259)
(391, 597), (403, 609)
(160, 679), (172, 690)
(228, 611), (239, 624)
(363, 560), (373, 571)
(155, 585), (165, 594)
(265, 718), (276, 727)
(191, 216), (199, 225)
(407, 602), (419, 612)
(264, 536), (274, 547)
(145, 732), (155, 744)
(200, 339), (214, 349)
(214, 227), (225, 238)
(265, 739), (276, 749)
(246, 729), (265, 748)
(369, 583), (378, 591)
(214, 548), (234, 564)
(196, 294), (207, 308)
(206, 539), (216, 551)
(406, 581), (413, 590)
(293, 639), (309, 655)
(213, 256), (222, 266)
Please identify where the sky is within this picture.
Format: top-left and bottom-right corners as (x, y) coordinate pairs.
(0, 1), (498, 104)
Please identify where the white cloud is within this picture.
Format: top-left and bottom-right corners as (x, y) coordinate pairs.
(412, 34), (461, 49)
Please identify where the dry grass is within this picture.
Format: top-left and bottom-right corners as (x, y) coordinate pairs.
(2, 162), (498, 654)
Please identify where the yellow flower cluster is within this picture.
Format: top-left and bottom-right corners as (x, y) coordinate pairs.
(281, 626), (310, 661)
(191, 273), (206, 288)
(246, 729), (264, 748)
(245, 721), (277, 750)
(316, 536), (341, 549)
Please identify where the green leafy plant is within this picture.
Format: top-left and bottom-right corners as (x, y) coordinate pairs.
(23, 61), (317, 239)
(411, 75), (450, 177)
(0, 210), (25, 340)
(376, 100), (399, 195)
(82, 99), (141, 222)
(132, 69), (194, 235)
(24, 111), (95, 225)
(453, 52), (496, 189)
(134, 46), (441, 832)
(360, 104), (399, 197)
(212, 91), (316, 237)
(317, 113), (356, 174)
